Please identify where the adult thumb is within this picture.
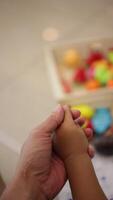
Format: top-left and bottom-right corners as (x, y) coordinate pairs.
(39, 105), (64, 135)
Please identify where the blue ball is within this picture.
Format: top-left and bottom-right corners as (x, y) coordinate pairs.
(92, 108), (112, 135)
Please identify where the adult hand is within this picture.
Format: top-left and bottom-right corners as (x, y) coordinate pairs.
(1, 105), (94, 200)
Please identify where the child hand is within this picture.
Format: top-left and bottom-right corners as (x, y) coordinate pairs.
(55, 105), (93, 161)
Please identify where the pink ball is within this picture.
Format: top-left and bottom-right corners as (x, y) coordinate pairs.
(87, 66), (95, 80)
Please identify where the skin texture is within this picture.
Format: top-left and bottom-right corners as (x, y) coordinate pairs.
(56, 106), (107, 200)
(1, 105), (94, 200)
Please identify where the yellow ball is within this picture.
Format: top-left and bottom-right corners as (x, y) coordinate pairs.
(93, 60), (108, 69)
(63, 49), (81, 68)
(71, 104), (95, 119)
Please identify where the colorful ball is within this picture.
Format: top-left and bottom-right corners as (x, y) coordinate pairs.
(71, 104), (95, 119)
(86, 51), (104, 66)
(92, 108), (112, 135)
(86, 66), (95, 80)
(73, 67), (87, 83)
(109, 66), (113, 79)
(85, 79), (100, 90)
(107, 49), (113, 64)
(95, 65), (112, 85)
(93, 60), (108, 69)
(63, 49), (81, 68)
(62, 79), (72, 93)
(107, 80), (113, 88)
(84, 119), (93, 129)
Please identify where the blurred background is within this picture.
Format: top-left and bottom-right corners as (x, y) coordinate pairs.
(0, 0), (113, 199)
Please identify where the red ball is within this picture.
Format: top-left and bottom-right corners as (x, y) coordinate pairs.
(73, 67), (87, 83)
(62, 79), (72, 93)
(86, 120), (93, 129)
(86, 51), (104, 66)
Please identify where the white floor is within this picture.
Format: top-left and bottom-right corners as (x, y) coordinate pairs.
(0, 0), (113, 193)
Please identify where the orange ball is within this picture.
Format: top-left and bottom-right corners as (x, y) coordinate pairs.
(63, 49), (81, 68)
(107, 80), (113, 88)
(85, 80), (100, 90)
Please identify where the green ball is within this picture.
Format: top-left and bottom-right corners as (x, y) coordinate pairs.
(108, 51), (113, 64)
(95, 67), (106, 81)
(100, 71), (112, 85)
(95, 67), (112, 85)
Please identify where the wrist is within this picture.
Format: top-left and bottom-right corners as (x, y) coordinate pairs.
(64, 152), (89, 166)
(56, 126), (89, 161)
(1, 172), (46, 200)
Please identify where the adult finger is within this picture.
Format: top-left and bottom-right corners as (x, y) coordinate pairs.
(74, 117), (85, 127)
(87, 144), (95, 158)
(84, 128), (93, 141)
(71, 109), (81, 120)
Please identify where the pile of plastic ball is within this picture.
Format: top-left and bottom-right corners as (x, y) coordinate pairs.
(63, 47), (113, 90)
(71, 104), (113, 155)
(71, 104), (112, 135)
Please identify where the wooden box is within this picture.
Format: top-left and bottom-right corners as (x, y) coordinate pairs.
(45, 37), (113, 107)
